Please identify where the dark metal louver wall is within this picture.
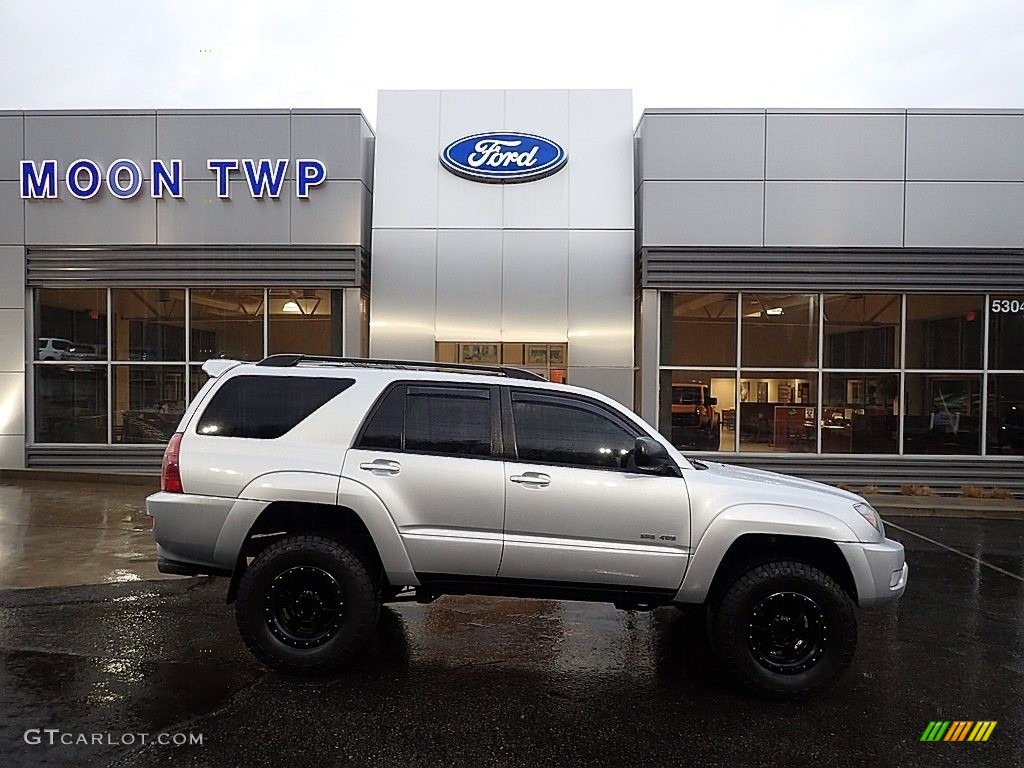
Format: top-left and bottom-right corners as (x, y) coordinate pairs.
(26, 247), (368, 288)
(641, 247), (1024, 292)
(27, 445), (166, 473)
(705, 454), (1024, 494)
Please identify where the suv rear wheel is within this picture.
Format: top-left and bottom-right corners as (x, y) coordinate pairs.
(235, 534), (380, 674)
(709, 560), (856, 699)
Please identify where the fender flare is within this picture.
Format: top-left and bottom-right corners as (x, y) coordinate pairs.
(214, 471), (418, 587)
(674, 503), (859, 604)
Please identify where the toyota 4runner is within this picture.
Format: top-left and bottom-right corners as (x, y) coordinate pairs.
(148, 355), (907, 698)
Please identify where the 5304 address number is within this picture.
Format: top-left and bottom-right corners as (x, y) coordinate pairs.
(991, 299), (1024, 313)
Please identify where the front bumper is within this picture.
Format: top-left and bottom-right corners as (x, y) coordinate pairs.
(837, 538), (908, 608)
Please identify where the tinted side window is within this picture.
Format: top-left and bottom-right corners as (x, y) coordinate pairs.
(512, 393), (638, 469)
(357, 386), (404, 450)
(196, 375), (353, 439)
(405, 386), (491, 457)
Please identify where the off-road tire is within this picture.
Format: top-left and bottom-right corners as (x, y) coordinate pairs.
(235, 534), (380, 675)
(710, 560), (856, 699)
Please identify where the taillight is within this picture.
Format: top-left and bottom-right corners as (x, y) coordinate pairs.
(161, 432), (184, 493)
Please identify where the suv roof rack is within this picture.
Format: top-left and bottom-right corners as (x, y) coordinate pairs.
(255, 354), (546, 381)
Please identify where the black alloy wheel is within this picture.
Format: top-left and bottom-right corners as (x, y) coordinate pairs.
(265, 565), (345, 649)
(747, 591), (827, 675)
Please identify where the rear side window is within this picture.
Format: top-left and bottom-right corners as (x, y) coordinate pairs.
(196, 375), (353, 439)
(405, 386), (491, 457)
(356, 384), (493, 458)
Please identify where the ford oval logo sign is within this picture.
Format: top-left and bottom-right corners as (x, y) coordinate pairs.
(441, 132), (567, 183)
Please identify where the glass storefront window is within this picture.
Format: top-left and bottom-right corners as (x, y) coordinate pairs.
(190, 365), (210, 402)
(34, 365), (108, 443)
(823, 294), (900, 369)
(112, 289), (185, 361)
(741, 293), (818, 368)
(190, 288), (264, 362)
(989, 296), (1024, 371)
(113, 366), (186, 444)
(738, 373), (818, 453)
(658, 370), (735, 452)
(905, 295), (983, 370)
(268, 289), (340, 356)
(660, 293), (737, 367)
(822, 373), (899, 454)
(903, 374), (981, 455)
(987, 374), (1024, 456)
(35, 288), (107, 361)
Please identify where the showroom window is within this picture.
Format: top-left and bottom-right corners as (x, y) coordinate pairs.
(435, 342), (568, 382)
(657, 292), (1022, 457)
(33, 288), (345, 445)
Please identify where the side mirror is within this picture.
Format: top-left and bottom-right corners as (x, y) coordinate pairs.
(706, 396), (718, 406)
(634, 436), (679, 475)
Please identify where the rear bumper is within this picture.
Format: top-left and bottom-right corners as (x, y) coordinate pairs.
(147, 491), (236, 573)
(837, 538), (908, 608)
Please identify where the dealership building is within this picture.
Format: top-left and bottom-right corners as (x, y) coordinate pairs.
(0, 91), (1021, 490)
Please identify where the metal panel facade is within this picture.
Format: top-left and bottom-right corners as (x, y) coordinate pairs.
(637, 108), (1024, 255)
(640, 181), (764, 246)
(156, 112), (292, 179)
(371, 89), (635, 404)
(0, 245), (24, 468)
(25, 113), (156, 177)
(0, 115), (23, 181)
(764, 181), (904, 247)
(766, 112), (906, 180)
(26, 188), (157, 245)
(638, 112), (766, 181)
(907, 113), (1024, 181)
(905, 182), (1024, 248)
(501, 229), (569, 341)
(368, 228), (438, 360)
(435, 229), (502, 341)
(0, 182), (23, 244)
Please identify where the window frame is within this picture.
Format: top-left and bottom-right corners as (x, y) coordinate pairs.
(352, 380), (503, 461)
(503, 387), (644, 473)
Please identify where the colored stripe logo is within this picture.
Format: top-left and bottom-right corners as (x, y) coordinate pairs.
(921, 721), (997, 742)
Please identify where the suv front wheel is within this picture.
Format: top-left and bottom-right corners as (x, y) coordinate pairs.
(709, 560), (857, 699)
(235, 534), (381, 675)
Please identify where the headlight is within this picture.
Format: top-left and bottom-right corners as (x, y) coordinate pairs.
(854, 502), (885, 539)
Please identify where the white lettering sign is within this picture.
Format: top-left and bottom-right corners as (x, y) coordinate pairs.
(467, 140), (540, 169)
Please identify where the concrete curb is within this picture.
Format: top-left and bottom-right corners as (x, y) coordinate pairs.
(865, 493), (1024, 520)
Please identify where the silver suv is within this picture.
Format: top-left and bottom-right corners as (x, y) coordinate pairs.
(147, 355), (907, 698)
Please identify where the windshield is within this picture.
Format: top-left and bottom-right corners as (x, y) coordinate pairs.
(672, 387), (703, 404)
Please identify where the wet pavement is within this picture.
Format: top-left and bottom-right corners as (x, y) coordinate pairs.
(1, 512), (1023, 766)
(0, 477), (168, 588)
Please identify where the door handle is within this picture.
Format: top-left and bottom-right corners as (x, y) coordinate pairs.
(509, 472), (550, 487)
(359, 459), (401, 475)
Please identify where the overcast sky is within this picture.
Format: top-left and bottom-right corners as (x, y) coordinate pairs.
(2, 0), (1023, 125)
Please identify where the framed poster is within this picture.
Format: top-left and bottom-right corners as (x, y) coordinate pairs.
(526, 344), (549, 366)
(778, 383), (793, 403)
(740, 381), (750, 402)
(460, 343), (499, 364)
(549, 346), (566, 365)
(757, 382), (768, 403)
